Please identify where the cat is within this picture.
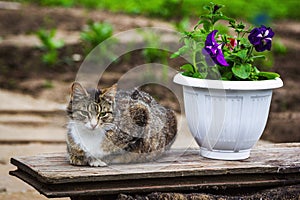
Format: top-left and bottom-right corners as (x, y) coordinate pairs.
(66, 82), (177, 167)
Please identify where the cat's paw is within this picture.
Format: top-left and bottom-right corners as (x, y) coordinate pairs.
(68, 154), (87, 166)
(88, 159), (108, 167)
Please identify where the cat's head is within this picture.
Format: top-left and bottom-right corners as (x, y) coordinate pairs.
(67, 82), (117, 130)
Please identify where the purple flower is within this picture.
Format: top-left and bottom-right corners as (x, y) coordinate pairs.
(203, 30), (229, 67)
(248, 25), (274, 52)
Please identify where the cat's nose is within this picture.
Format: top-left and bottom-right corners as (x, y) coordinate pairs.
(90, 118), (98, 130)
(91, 124), (97, 130)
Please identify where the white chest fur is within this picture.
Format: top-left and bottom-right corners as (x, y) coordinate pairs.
(68, 121), (107, 158)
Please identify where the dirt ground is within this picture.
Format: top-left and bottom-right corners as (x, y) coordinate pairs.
(0, 3), (299, 200)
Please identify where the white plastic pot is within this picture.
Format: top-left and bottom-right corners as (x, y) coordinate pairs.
(174, 73), (283, 160)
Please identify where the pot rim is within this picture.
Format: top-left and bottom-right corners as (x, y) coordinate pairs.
(173, 73), (283, 90)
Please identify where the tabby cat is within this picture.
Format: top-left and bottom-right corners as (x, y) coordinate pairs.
(66, 82), (177, 167)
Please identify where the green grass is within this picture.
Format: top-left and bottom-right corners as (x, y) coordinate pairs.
(19, 0), (300, 21)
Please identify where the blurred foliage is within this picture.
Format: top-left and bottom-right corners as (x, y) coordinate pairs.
(254, 39), (287, 71)
(139, 30), (169, 81)
(175, 17), (190, 32)
(26, 0), (291, 73)
(20, 0), (300, 20)
(80, 20), (118, 63)
(80, 20), (114, 53)
(42, 80), (54, 88)
(35, 29), (64, 66)
(272, 39), (288, 54)
(139, 31), (168, 63)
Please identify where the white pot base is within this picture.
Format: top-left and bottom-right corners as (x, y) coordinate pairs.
(200, 148), (250, 160)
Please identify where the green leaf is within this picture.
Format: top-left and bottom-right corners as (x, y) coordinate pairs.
(253, 66), (260, 74)
(199, 72), (208, 79)
(236, 49), (248, 60)
(258, 72), (280, 80)
(252, 55), (266, 59)
(171, 45), (189, 58)
(202, 20), (211, 32)
(239, 37), (251, 48)
(236, 22), (246, 30)
(232, 64), (251, 79)
(192, 72), (202, 78)
(213, 15), (235, 24)
(49, 29), (56, 38)
(193, 19), (205, 30)
(53, 40), (64, 49)
(42, 51), (57, 65)
(180, 64), (194, 73)
(203, 5), (211, 11)
(170, 51), (180, 58)
(178, 46), (189, 54)
(222, 71), (233, 80)
(182, 71), (193, 77)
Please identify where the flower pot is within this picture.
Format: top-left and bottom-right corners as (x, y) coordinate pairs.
(174, 73), (283, 160)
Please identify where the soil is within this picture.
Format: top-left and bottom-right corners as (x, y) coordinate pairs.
(0, 4), (300, 143)
(117, 184), (300, 200)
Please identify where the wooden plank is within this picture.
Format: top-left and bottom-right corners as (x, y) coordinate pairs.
(9, 143), (300, 198)
(11, 143), (300, 184)
(10, 168), (300, 198)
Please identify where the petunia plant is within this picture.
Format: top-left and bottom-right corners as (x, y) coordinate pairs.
(171, 3), (280, 81)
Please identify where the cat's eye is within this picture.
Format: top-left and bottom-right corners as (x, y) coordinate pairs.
(99, 112), (107, 117)
(73, 109), (88, 117)
(80, 111), (90, 117)
(72, 110), (89, 120)
(98, 111), (112, 118)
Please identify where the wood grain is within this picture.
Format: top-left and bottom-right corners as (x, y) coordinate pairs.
(9, 143), (300, 198)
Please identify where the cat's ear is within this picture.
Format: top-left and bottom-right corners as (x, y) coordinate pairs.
(101, 84), (117, 102)
(71, 82), (88, 100)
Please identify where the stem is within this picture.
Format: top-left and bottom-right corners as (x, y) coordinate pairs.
(241, 31), (247, 38)
(192, 44), (197, 73)
(247, 45), (254, 60)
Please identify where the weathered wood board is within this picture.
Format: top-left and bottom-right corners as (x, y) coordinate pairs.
(9, 143), (300, 199)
